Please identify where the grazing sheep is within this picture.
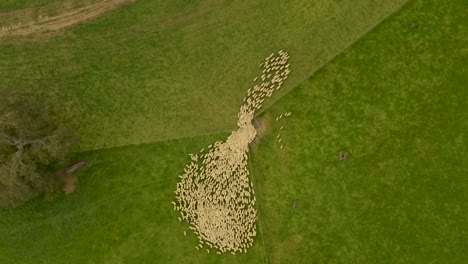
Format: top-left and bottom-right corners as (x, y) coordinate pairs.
(174, 50), (290, 254)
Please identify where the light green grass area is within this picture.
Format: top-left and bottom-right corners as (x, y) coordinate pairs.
(0, 0), (466, 263)
(0, 133), (270, 263)
(0, 0), (407, 150)
(252, 0), (467, 263)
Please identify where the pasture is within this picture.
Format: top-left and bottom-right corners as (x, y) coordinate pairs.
(0, 0), (466, 263)
(0, 0), (407, 150)
(252, 0), (466, 262)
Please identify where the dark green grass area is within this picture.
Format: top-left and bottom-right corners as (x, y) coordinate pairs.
(0, 0), (407, 150)
(0, 132), (268, 263)
(251, 0), (467, 263)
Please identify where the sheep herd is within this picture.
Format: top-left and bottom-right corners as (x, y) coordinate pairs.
(173, 50), (290, 254)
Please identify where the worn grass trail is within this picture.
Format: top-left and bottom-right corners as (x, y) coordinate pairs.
(0, 0), (135, 38)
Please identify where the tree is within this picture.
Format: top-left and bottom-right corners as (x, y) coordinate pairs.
(0, 95), (78, 206)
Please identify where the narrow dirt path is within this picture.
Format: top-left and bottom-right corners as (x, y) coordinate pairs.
(0, 0), (135, 38)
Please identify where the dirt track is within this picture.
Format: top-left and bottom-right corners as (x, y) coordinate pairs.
(0, 0), (135, 38)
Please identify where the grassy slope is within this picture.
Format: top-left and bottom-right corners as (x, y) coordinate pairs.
(0, 0), (58, 10)
(0, 0), (407, 150)
(0, 0), (465, 263)
(0, 132), (271, 264)
(0, 0), (102, 27)
(251, 0), (467, 263)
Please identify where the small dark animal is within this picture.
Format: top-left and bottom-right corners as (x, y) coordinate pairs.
(339, 152), (348, 161)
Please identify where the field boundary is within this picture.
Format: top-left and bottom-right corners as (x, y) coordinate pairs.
(257, 0), (414, 116)
(248, 152), (269, 264)
(77, 0), (413, 154)
(76, 129), (234, 154)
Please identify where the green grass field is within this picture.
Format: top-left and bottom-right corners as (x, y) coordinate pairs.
(0, 0), (58, 10)
(0, 0), (407, 150)
(0, 0), (467, 263)
(0, 133), (271, 263)
(252, 0), (467, 262)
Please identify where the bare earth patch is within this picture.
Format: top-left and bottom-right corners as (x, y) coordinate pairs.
(0, 0), (136, 38)
(61, 174), (78, 195)
(57, 160), (87, 195)
(250, 115), (271, 148)
(253, 115), (270, 137)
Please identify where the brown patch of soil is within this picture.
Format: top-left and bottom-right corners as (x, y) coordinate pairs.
(57, 160), (87, 195)
(61, 174), (78, 195)
(250, 115), (271, 148)
(0, 0), (135, 38)
(253, 116), (270, 136)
